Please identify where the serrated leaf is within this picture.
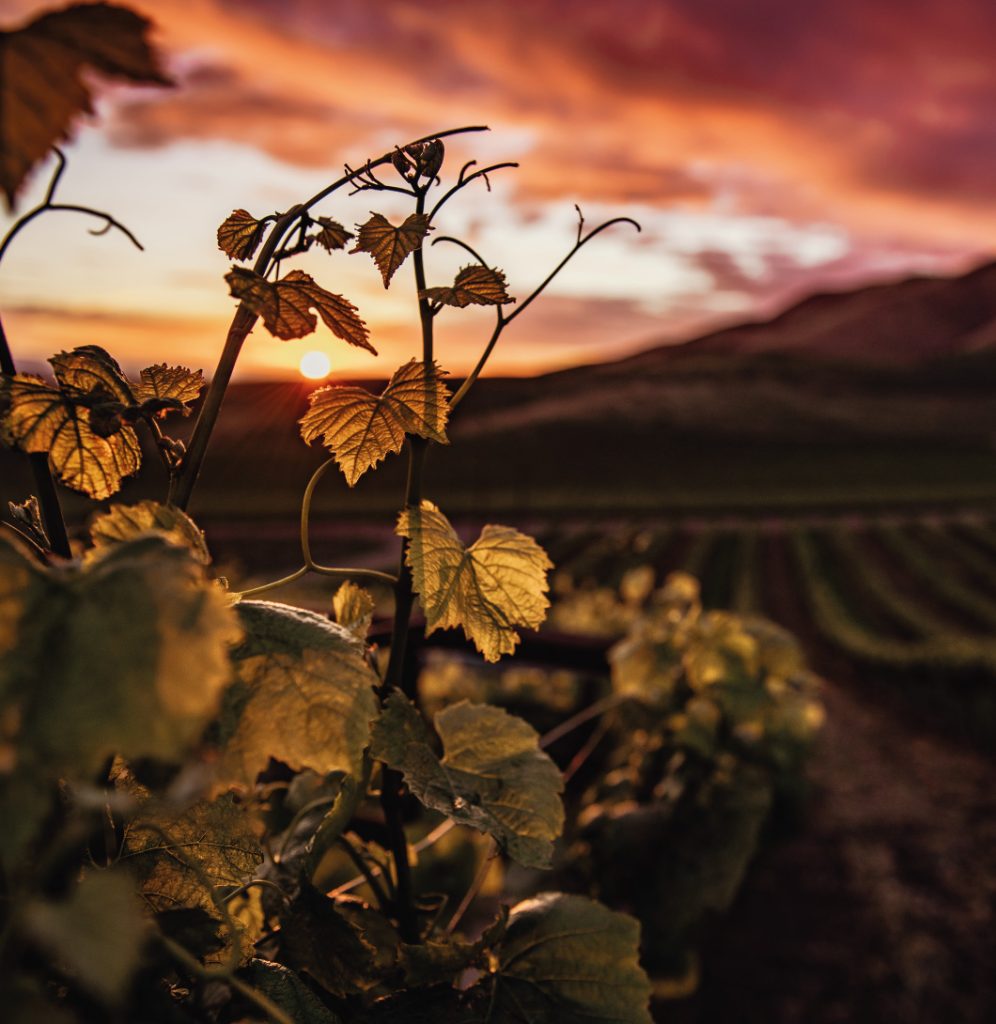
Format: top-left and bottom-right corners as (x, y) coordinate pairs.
(219, 601), (380, 789)
(22, 870), (146, 1005)
(135, 363), (204, 408)
(0, 534), (241, 865)
(313, 216), (352, 252)
(397, 501), (552, 661)
(227, 267), (374, 352)
(370, 694), (563, 869)
(89, 500), (210, 564)
(3, 345), (142, 499)
(0, 2), (170, 209)
(487, 893), (652, 1024)
(420, 264), (514, 308)
(333, 581), (375, 642)
(351, 212), (431, 288)
(217, 208), (267, 261)
(243, 960), (344, 1023)
(300, 360), (449, 486)
(121, 793), (262, 960)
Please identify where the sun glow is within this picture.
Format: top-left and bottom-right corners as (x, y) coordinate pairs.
(300, 350), (332, 379)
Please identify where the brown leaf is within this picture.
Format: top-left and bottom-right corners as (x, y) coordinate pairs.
(420, 264), (514, 308)
(134, 364), (204, 409)
(313, 216), (352, 252)
(0, 2), (170, 209)
(226, 267), (375, 352)
(217, 209), (267, 261)
(351, 212), (431, 288)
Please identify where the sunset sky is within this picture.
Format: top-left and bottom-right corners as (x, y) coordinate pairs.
(2, 0), (995, 380)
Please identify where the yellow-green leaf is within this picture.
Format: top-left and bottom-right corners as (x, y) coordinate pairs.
(313, 216), (352, 252)
(219, 601), (380, 789)
(351, 212), (430, 288)
(217, 208), (266, 261)
(332, 581), (375, 642)
(134, 363), (204, 408)
(300, 360), (449, 486)
(0, 3), (170, 209)
(88, 500), (210, 564)
(369, 693), (564, 868)
(396, 501), (552, 661)
(420, 264), (514, 308)
(227, 267), (374, 352)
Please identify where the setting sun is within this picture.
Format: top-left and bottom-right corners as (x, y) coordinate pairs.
(299, 350), (332, 379)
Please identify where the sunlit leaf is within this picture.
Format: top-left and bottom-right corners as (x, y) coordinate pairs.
(333, 581), (375, 642)
(370, 693), (564, 868)
(486, 893), (652, 1024)
(351, 212), (431, 288)
(313, 216), (352, 252)
(397, 501), (552, 661)
(217, 208), (267, 261)
(420, 264), (514, 308)
(219, 601), (380, 788)
(243, 960), (344, 1024)
(300, 360), (449, 486)
(227, 267), (374, 352)
(0, 2), (170, 209)
(134, 363), (204, 409)
(22, 870), (146, 1005)
(51, 344), (133, 402)
(0, 534), (241, 864)
(89, 500), (210, 564)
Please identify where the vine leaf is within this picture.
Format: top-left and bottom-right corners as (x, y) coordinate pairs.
(313, 216), (353, 252)
(88, 500), (210, 564)
(0, 2), (170, 209)
(243, 960), (344, 1024)
(134, 364), (204, 409)
(485, 893), (653, 1024)
(0, 534), (241, 866)
(300, 360), (450, 486)
(333, 581), (375, 642)
(219, 601), (380, 789)
(396, 501), (552, 661)
(3, 345), (141, 499)
(217, 208), (267, 261)
(420, 265), (514, 308)
(370, 693), (564, 868)
(351, 212), (431, 288)
(226, 267), (374, 352)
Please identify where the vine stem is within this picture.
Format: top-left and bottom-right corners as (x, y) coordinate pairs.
(172, 125), (489, 512)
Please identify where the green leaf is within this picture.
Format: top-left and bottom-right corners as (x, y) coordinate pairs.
(300, 360), (450, 486)
(22, 870), (147, 1006)
(313, 216), (353, 252)
(420, 264), (514, 308)
(370, 694), (564, 869)
(487, 893), (652, 1024)
(0, 3), (170, 209)
(88, 500), (210, 564)
(332, 581), (375, 642)
(134, 363), (204, 408)
(242, 960), (344, 1023)
(217, 208), (267, 261)
(219, 601), (380, 788)
(397, 501), (552, 661)
(227, 267), (374, 352)
(351, 212), (431, 288)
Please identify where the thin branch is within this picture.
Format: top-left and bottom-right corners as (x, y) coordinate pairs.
(234, 566), (309, 600)
(428, 161), (518, 220)
(429, 234), (495, 270)
(444, 840), (497, 936)
(336, 834), (393, 913)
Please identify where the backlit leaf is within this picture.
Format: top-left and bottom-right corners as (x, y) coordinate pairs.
(351, 212), (431, 288)
(0, 534), (240, 864)
(420, 264), (514, 308)
(135, 363), (204, 408)
(333, 581), (375, 642)
(0, 2), (170, 208)
(219, 600), (380, 788)
(370, 693), (564, 868)
(486, 893), (652, 1024)
(217, 208), (266, 261)
(89, 500), (210, 564)
(300, 360), (450, 486)
(397, 501), (552, 661)
(313, 216), (352, 252)
(227, 267), (374, 352)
